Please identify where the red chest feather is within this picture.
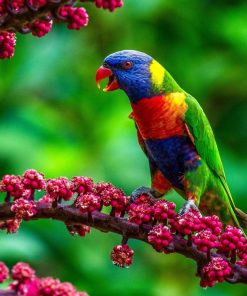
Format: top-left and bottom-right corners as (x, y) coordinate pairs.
(131, 93), (187, 140)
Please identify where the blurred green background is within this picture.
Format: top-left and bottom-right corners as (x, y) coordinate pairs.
(1, 0), (247, 295)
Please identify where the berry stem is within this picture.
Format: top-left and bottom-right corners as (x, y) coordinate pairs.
(187, 234), (192, 247)
(4, 192), (10, 203)
(121, 236), (129, 245)
(207, 247), (211, 262)
(231, 250), (236, 264)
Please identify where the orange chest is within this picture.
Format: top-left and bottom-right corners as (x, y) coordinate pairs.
(130, 94), (187, 140)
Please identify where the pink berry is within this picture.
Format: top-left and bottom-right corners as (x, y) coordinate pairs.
(30, 20), (53, 37)
(16, 278), (40, 296)
(94, 0), (123, 12)
(26, 0), (47, 9)
(6, 219), (22, 234)
(39, 194), (53, 203)
(127, 203), (153, 225)
(12, 262), (35, 281)
(6, 0), (26, 13)
(193, 230), (219, 252)
(200, 215), (222, 235)
(0, 219), (22, 234)
(237, 247), (247, 266)
(59, 6), (89, 30)
(133, 194), (153, 205)
(71, 176), (94, 194)
(148, 224), (173, 252)
(11, 198), (37, 220)
(0, 0), (7, 15)
(22, 169), (45, 190)
(0, 174), (24, 198)
(200, 257), (232, 287)
(153, 200), (176, 222)
(0, 262), (9, 283)
(53, 282), (77, 296)
(218, 225), (246, 256)
(111, 244), (134, 268)
(75, 193), (102, 213)
(170, 209), (202, 235)
(46, 177), (73, 201)
(38, 277), (61, 295)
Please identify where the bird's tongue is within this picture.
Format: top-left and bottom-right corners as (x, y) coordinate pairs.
(96, 66), (120, 92)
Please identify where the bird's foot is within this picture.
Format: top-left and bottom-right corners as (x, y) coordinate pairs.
(130, 186), (157, 204)
(178, 199), (200, 216)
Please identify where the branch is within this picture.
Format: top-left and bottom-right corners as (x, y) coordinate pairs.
(0, 290), (15, 296)
(0, 261), (89, 295)
(0, 202), (247, 285)
(0, 0), (75, 33)
(0, 0), (124, 59)
(0, 170), (247, 288)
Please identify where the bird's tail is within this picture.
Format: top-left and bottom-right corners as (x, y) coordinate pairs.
(234, 207), (247, 229)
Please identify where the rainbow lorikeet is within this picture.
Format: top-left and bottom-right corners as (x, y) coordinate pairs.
(96, 50), (247, 229)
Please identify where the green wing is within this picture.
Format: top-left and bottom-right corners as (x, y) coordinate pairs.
(184, 94), (238, 209)
(185, 94), (225, 179)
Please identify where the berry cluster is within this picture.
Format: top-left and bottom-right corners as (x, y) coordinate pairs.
(75, 193), (102, 213)
(218, 225), (246, 257)
(200, 257), (232, 287)
(111, 244), (134, 268)
(0, 0), (124, 59)
(46, 177), (73, 202)
(94, 0), (123, 12)
(95, 182), (127, 215)
(1, 170), (247, 287)
(169, 209), (202, 235)
(148, 224), (173, 252)
(10, 197), (37, 220)
(0, 261), (88, 295)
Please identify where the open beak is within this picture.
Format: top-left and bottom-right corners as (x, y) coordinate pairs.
(96, 66), (120, 92)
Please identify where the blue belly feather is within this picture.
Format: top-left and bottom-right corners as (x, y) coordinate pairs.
(145, 136), (201, 190)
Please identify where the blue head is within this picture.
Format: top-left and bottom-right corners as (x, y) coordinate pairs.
(96, 50), (165, 103)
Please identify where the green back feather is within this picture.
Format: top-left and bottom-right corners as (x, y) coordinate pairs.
(184, 95), (236, 210)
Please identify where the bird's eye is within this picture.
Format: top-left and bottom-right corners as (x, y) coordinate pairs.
(103, 62), (110, 68)
(122, 61), (133, 70)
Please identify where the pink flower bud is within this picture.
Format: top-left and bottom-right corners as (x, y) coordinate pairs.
(127, 203), (153, 225)
(46, 177), (73, 201)
(153, 200), (176, 222)
(111, 244), (134, 268)
(59, 6), (89, 30)
(93, 0), (123, 12)
(218, 225), (246, 256)
(148, 224), (173, 252)
(200, 257), (232, 287)
(75, 193), (102, 213)
(0, 262), (9, 283)
(71, 176), (94, 194)
(11, 198), (37, 220)
(0, 174), (24, 198)
(30, 20), (53, 37)
(12, 262), (36, 282)
(169, 209), (202, 235)
(22, 169), (45, 190)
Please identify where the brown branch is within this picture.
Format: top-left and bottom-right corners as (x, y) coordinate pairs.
(0, 290), (16, 296)
(0, 202), (247, 285)
(0, 0), (75, 32)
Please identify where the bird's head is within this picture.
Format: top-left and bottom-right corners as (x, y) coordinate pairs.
(96, 50), (165, 103)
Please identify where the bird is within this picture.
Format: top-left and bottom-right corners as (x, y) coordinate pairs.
(96, 49), (247, 229)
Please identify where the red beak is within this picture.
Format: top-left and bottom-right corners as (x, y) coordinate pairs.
(96, 66), (120, 92)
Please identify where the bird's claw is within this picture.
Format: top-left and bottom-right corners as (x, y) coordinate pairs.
(178, 199), (200, 216)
